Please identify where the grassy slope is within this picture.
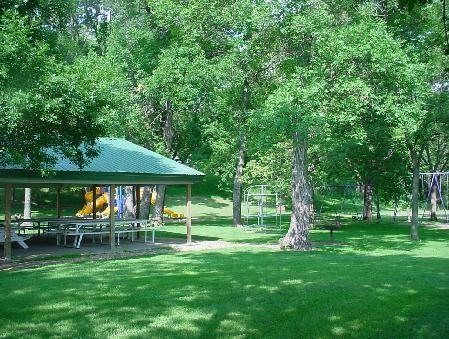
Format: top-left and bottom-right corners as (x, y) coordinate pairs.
(0, 223), (448, 338)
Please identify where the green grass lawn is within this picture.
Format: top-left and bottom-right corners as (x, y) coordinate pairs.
(0, 221), (448, 338)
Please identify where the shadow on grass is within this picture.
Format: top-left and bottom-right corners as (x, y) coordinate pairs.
(164, 218), (449, 251)
(331, 222), (449, 253)
(157, 230), (221, 241)
(0, 249), (448, 338)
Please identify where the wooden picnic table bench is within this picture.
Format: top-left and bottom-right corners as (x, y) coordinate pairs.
(0, 228), (30, 249)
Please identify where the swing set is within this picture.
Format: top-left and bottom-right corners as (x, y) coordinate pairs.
(420, 172), (449, 222)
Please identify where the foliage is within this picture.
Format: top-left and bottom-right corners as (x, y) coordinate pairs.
(321, 16), (429, 201)
(243, 141), (292, 200)
(0, 2), (131, 169)
(1, 0), (448, 241)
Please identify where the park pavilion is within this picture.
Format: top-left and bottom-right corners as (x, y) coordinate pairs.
(0, 138), (205, 260)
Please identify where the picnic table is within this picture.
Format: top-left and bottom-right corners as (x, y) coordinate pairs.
(11, 217), (87, 236)
(0, 217), (93, 249)
(0, 228), (30, 249)
(49, 218), (156, 249)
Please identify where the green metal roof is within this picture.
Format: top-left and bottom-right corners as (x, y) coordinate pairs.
(0, 138), (205, 186)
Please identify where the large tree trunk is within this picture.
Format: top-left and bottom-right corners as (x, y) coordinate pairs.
(232, 79), (249, 227)
(363, 184), (373, 221)
(430, 176), (438, 220)
(123, 186), (136, 219)
(22, 188), (32, 226)
(280, 132), (312, 250)
(411, 153), (420, 240)
(139, 186), (151, 220)
(232, 133), (246, 227)
(152, 185), (166, 221)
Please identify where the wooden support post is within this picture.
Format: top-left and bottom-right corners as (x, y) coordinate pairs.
(186, 184), (192, 244)
(92, 185), (97, 219)
(109, 185), (116, 252)
(4, 184), (13, 260)
(56, 186), (61, 218)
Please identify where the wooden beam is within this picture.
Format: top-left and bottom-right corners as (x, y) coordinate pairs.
(4, 184), (13, 260)
(186, 184), (192, 244)
(56, 186), (61, 218)
(92, 185), (97, 219)
(109, 185), (116, 252)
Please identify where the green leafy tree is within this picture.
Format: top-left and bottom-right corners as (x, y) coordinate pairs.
(252, 1), (431, 248)
(0, 3), (131, 170)
(382, 1), (449, 237)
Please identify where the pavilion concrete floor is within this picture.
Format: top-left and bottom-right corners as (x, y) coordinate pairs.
(2, 234), (187, 261)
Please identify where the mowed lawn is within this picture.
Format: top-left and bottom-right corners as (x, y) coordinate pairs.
(0, 222), (448, 338)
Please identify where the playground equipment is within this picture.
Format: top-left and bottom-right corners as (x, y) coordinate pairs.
(420, 172), (449, 222)
(77, 186), (185, 219)
(76, 187), (118, 218)
(243, 185), (283, 228)
(149, 189), (185, 219)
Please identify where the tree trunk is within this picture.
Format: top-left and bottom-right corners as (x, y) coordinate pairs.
(152, 185), (166, 221)
(280, 131), (312, 250)
(123, 186), (136, 219)
(373, 0), (389, 20)
(4, 185), (13, 260)
(22, 188), (32, 226)
(380, 0), (388, 21)
(232, 79), (249, 227)
(139, 186), (151, 220)
(430, 177), (438, 220)
(411, 153), (420, 240)
(163, 100), (174, 152)
(363, 184), (373, 221)
(443, 0), (449, 54)
(375, 192), (381, 220)
(151, 100), (173, 222)
(232, 133), (246, 227)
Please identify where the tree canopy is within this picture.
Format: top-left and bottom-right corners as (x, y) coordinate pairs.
(1, 0), (448, 246)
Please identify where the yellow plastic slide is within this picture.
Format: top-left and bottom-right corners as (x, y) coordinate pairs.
(76, 189), (117, 218)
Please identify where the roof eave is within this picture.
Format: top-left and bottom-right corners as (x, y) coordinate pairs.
(0, 170), (204, 187)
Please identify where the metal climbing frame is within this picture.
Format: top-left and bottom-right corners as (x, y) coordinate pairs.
(243, 185), (283, 228)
